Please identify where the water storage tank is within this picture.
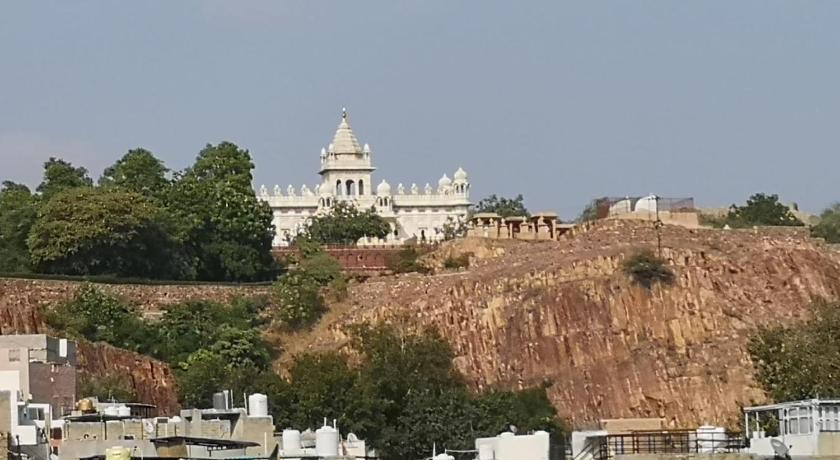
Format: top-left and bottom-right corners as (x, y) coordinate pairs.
(697, 425), (726, 453)
(105, 447), (131, 460)
(248, 393), (268, 417)
(212, 392), (226, 410)
(104, 406), (120, 416)
(478, 443), (495, 460)
(282, 429), (301, 453)
(315, 424), (339, 457)
(495, 432), (518, 460)
(117, 405), (131, 417)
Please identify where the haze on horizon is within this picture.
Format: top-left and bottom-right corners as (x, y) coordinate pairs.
(1, 1), (838, 219)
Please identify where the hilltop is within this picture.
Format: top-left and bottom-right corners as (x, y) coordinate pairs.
(277, 220), (840, 427)
(4, 220), (840, 427)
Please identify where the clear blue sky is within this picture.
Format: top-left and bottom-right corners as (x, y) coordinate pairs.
(1, 1), (838, 219)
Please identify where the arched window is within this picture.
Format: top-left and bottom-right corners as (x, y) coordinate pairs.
(358, 179), (365, 196)
(335, 180), (342, 196)
(346, 179), (355, 196)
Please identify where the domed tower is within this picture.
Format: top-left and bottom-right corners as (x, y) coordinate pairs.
(453, 167), (470, 195)
(437, 173), (452, 194)
(319, 109), (375, 198)
(376, 179), (392, 209)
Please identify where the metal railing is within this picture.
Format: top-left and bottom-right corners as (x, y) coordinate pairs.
(592, 430), (745, 459)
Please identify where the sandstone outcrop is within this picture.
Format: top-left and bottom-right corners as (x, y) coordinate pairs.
(0, 278), (265, 413)
(75, 340), (180, 414)
(292, 220), (840, 428)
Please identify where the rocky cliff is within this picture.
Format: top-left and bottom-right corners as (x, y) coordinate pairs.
(0, 278), (266, 414)
(288, 220), (840, 428)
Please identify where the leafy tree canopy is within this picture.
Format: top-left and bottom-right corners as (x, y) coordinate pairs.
(46, 285), (274, 409)
(302, 201), (390, 245)
(36, 157), (93, 200)
(268, 324), (563, 460)
(475, 194), (529, 218)
(749, 300), (840, 402)
(622, 249), (674, 289)
(100, 148), (170, 198)
(27, 187), (183, 278)
(44, 284), (154, 352)
(189, 141), (256, 191)
(812, 203), (840, 243)
(167, 142), (276, 281)
(724, 193), (803, 228)
(0, 181), (39, 272)
(272, 245), (343, 330)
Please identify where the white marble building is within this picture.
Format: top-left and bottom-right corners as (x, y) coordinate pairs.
(258, 110), (471, 247)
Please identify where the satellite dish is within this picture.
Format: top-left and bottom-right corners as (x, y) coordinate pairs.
(770, 439), (791, 460)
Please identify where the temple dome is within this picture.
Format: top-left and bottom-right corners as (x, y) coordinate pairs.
(376, 179), (391, 196)
(438, 174), (452, 187)
(453, 167), (468, 183)
(331, 109), (363, 154)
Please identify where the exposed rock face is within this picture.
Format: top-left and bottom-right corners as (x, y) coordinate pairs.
(0, 279), (266, 414)
(298, 221), (840, 428)
(75, 341), (180, 414)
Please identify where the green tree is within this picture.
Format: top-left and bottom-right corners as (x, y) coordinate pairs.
(45, 284), (155, 351)
(176, 327), (275, 409)
(167, 142), (276, 281)
(724, 193), (803, 228)
(283, 352), (374, 432)
(177, 349), (230, 408)
(749, 300), (840, 401)
(302, 201), (390, 245)
(0, 182), (39, 272)
(273, 271), (327, 329)
(100, 148), (170, 199)
(273, 324), (563, 460)
(153, 298), (267, 364)
(812, 203), (840, 243)
(622, 249), (675, 289)
(36, 157), (93, 200)
(27, 187), (182, 278)
(475, 194), (529, 218)
(272, 245), (344, 329)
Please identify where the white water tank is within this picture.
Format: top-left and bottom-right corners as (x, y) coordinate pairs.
(282, 429), (302, 453)
(117, 405), (131, 417)
(315, 424), (339, 457)
(105, 447), (131, 460)
(104, 406), (120, 416)
(248, 393), (268, 417)
(697, 425), (726, 453)
(478, 443), (495, 460)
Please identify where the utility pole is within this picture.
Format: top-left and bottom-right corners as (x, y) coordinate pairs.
(654, 195), (663, 258)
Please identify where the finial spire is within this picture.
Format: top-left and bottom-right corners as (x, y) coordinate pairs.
(342, 107), (347, 119)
